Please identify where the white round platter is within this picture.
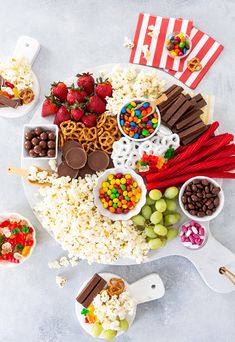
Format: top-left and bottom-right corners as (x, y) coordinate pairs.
(21, 63), (235, 293)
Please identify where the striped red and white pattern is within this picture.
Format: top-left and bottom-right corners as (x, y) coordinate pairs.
(166, 27), (224, 89)
(129, 13), (193, 72)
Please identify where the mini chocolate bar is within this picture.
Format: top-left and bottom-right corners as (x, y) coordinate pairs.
(181, 125), (209, 145)
(163, 94), (186, 122)
(158, 85), (183, 111)
(76, 273), (107, 308)
(0, 75), (6, 87)
(0, 95), (21, 108)
(179, 121), (207, 141)
(167, 99), (192, 128)
(193, 94), (207, 109)
(175, 109), (203, 130)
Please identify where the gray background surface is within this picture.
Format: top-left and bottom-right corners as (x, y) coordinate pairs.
(0, 1), (235, 341)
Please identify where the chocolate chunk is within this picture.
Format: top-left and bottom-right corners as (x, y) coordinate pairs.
(62, 140), (81, 156)
(58, 162), (79, 179)
(88, 150), (110, 171)
(0, 95), (21, 108)
(65, 147), (87, 169)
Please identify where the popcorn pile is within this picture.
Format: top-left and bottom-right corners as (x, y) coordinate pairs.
(0, 57), (33, 93)
(93, 290), (135, 331)
(101, 65), (166, 115)
(35, 175), (149, 264)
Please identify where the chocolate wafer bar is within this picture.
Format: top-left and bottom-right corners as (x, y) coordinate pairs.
(163, 94), (186, 122)
(182, 125), (209, 145)
(167, 99), (192, 128)
(179, 121), (206, 141)
(193, 94), (207, 109)
(158, 85), (183, 111)
(82, 278), (107, 308)
(0, 75), (6, 87)
(0, 95), (22, 108)
(175, 109), (203, 130)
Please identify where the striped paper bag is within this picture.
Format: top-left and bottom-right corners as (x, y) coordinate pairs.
(130, 13), (193, 72)
(166, 27), (224, 89)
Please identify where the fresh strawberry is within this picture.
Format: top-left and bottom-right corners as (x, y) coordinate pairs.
(51, 81), (68, 102)
(87, 95), (106, 114)
(67, 85), (87, 105)
(71, 105), (84, 122)
(95, 78), (112, 101)
(41, 96), (60, 117)
(54, 105), (71, 126)
(76, 72), (94, 95)
(81, 113), (97, 128)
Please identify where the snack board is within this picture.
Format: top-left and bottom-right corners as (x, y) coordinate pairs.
(0, 36), (40, 118)
(20, 63), (235, 293)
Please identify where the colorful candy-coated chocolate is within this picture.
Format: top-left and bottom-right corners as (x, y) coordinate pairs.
(120, 100), (159, 140)
(166, 32), (191, 57)
(99, 173), (141, 214)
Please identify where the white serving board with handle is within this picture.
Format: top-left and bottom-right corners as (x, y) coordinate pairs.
(0, 35), (40, 118)
(20, 63), (235, 293)
(75, 272), (165, 339)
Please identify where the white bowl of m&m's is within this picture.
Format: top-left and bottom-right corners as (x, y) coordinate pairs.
(93, 168), (147, 221)
(118, 98), (161, 142)
(166, 32), (191, 59)
(0, 212), (36, 267)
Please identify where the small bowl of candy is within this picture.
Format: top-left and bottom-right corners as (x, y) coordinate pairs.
(166, 32), (191, 59)
(93, 168), (147, 221)
(179, 220), (207, 250)
(22, 124), (58, 159)
(179, 176), (224, 222)
(0, 212), (36, 267)
(118, 98), (161, 142)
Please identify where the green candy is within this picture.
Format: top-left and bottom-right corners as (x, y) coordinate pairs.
(22, 225), (29, 234)
(113, 203), (118, 208)
(179, 42), (185, 48)
(12, 228), (20, 234)
(121, 185), (126, 191)
(127, 104), (132, 109)
(142, 129), (149, 136)
(164, 147), (175, 160)
(125, 196), (129, 201)
(110, 194), (116, 200)
(153, 123), (157, 128)
(112, 188), (117, 193)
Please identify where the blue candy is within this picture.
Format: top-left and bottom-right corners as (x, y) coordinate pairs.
(183, 48), (187, 55)
(134, 133), (139, 139)
(135, 109), (141, 116)
(120, 120), (124, 126)
(170, 36), (175, 41)
(143, 102), (150, 108)
(130, 122), (136, 126)
(121, 107), (127, 113)
(147, 120), (152, 125)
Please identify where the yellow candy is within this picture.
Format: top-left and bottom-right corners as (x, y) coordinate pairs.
(152, 118), (158, 124)
(108, 184), (113, 189)
(13, 87), (19, 98)
(170, 51), (177, 56)
(115, 179), (120, 184)
(101, 198), (106, 203)
(108, 174), (113, 180)
(102, 181), (109, 188)
(120, 178), (126, 184)
(103, 187), (108, 193)
(111, 179), (116, 185)
(22, 246), (31, 257)
(131, 110), (135, 117)
(130, 101), (136, 107)
(166, 39), (170, 44)
(113, 198), (118, 203)
(123, 191), (128, 196)
(103, 202), (108, 208)
(107, 190), (111, 195)
(136, 193), (141, 200)
(133, 181), (138, 187)
(122, 205), (128, 209)
(125, 174), (131, 179)
(136, 119), (141, 123)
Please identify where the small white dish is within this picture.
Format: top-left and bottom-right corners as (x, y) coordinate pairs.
(117, 98), (161, 142)
(93, 168), (147, 221)
(165, 32), (192, 60)
(0, 212), (36, 268)
(179, 176), (224, 222)
(75, 272), (165, 340)
(22, 124), (58, 160)
(179, 220), (207, 250)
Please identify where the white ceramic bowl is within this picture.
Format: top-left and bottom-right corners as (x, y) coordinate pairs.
(117, 98), (161, 142)
(179, 176), (224, 222)
(165, 32), (192, 60)
(179, 220), (208, 250)
(0, 212), (36, 268)
(93, 168), (147, 221)
(22, 124), (58, 160)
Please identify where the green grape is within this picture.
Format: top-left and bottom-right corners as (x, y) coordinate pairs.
(165, 199), (177, 211)
(167, 228), (178, 240)
(160, 238), (167, 247)
(103, 330), (117, 340)
(154, 224), (168, 236)
(92, 323), (103, 337)
(149, 189), (162, 201)
(164, 186), (179, 199)
(141, 205), (152, 219)
(150, 211), (163, 224)
(119, 319), (129, 331)
(164, 213), (181, 226)
(155, 199), (167, 213)
(131, 214), (146, 226)
(148, 238), (163, 250)
(145, 226), (157, 238)
(146, 195), (155, 205)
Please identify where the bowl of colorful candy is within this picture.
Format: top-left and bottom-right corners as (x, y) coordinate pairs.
(179, 220), (207, 250)
(93, 168), (147, 220)
(0, 212), (36, 267)
(166, 32), (191, 59)
(118, 98), (161, 142)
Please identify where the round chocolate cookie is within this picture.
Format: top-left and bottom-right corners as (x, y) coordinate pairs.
(65, 147), (87, 170)
(58, 162), (79, 179)
(87, 150), (110, 171)
(62, 140), (81, 156)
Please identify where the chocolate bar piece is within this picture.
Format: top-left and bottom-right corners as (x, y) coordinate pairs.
(167, 99), (192, 128)
(0, 95), (21, 108)
(179, 121), (206, 141)
(0, 75), (6, 87)
(193, 94), (207, 109)
(158, 85), (183, 111)
(175, 109), (203, 130)
(163, 94), (186, 122)
(182, 125), (209, 145)
(76, 273), (107, 308)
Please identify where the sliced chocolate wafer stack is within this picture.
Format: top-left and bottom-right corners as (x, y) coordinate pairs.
(0, 75), (22, 108)
(76, 273), (107, 308)
(159, 85), (208, 145)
